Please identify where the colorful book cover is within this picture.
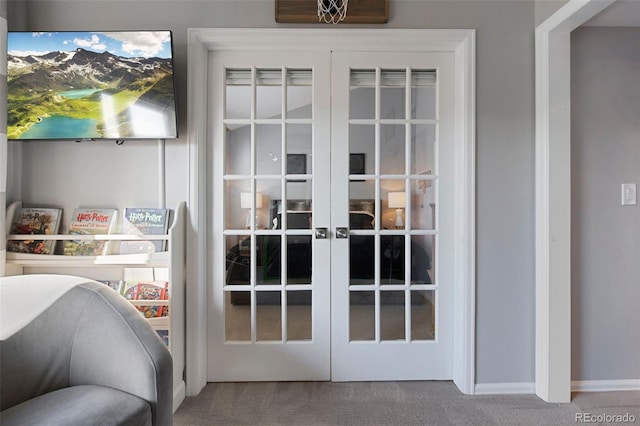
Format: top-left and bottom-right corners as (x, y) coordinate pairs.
(121, 280), (169, 300)
(136, 305), (167, 318)
(119, 208), (170, 254)
(121, 280), (169, 318)
(63, 208), (118, 256)
(7, 207), (62, 255)
(136, 281), (169, 300)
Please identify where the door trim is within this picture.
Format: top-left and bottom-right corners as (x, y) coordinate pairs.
(186, 28), (476, 396)
(534, 0), (615, 403)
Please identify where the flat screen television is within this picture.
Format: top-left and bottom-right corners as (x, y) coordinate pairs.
(7, 31), (178, 141)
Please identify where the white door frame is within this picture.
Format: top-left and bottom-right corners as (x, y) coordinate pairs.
(535, 0), (615, 403)
(186, 28), (476, 396)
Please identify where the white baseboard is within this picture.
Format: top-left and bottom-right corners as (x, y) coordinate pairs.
(474, 382), (535, 395)
(571, 379), (640, 392)
(173, 380), (186, 413)
(474, 380), (640, 395)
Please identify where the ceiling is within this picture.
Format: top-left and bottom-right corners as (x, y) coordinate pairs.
(582, 0), (640, 27)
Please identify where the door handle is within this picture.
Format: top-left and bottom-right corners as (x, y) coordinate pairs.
(315, 228), (328, 239)
(335, 227), (349, 239)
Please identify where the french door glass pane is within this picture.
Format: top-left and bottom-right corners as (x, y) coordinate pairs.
(411, 86), (436, 120)
(257, 69), (282, 119)
(409, 178), (435, 232)
(225, 235), (250, 286)
(350, 291), (375, 341)
(225, 125), (250, 175)
(349, 86), (375, 119)
(287, 235), (312, 284)
(349, 125), (375, 176)
(225, 180), (251, 230)
(258, 235), (281, 286)
(285, 181), (312, 227)
(349, 178), (376, 196)
(286, 69), (312, 119)
(225, 291), (251, 341)
(256, 179), (280, 230)
(410, 124), (435, 175)
(349, 181), (376, 228)
(380, 124), (406, 175)
(411, 290), (435, 341)
(256, 291), (282, 341)
(225, 83), (250, 120)
(256, 124), (282, 175)
(286, 124), (312, 175)
(411, 235), (434, 285)
(381, 235), (405, 284)
(287, 290), (312, 341)
(380, 70), (406, 120)
(381, 291), (406, 341)
(381, 179), (405, 230)
(350, 235), (374, 285)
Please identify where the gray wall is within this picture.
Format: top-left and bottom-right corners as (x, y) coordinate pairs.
(571, 27), (640, 381)
(8, 0), (537, 386)
(535, 0), (570, 27)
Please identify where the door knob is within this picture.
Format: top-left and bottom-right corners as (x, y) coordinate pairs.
(335, 227), (349, 239)
(315, 228), (328, 239)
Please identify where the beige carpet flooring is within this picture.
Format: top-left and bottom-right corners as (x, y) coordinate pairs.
(174, 381), (640, 425)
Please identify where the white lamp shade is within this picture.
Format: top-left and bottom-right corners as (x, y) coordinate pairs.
(240, 192), (263, 209)
(240, 193), (251, 209)
(388, 192), (406, 209)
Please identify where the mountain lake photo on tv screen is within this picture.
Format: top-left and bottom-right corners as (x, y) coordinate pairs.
(7, 31), (178, 140)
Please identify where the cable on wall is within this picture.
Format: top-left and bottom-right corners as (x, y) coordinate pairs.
(158, 139), (166, 209)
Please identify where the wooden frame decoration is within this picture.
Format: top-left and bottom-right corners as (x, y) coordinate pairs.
(275, 0), (389, 24)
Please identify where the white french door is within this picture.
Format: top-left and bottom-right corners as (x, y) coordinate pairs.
(208, 51), (332, 381)
(207, 49), (454, 382)
(330, 52), (454, 380)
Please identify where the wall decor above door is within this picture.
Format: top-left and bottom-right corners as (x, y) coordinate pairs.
(275, 0), (388, 24)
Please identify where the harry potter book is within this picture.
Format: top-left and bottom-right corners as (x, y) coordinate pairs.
(7, 207), (62, 255)
(63, 208), (118, 256)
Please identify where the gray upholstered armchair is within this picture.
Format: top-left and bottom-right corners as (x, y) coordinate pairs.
(0, 274), (173, 426)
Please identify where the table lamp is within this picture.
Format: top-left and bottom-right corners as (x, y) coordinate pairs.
(388, 191), (406, 229)
(240, 192), (263, 228)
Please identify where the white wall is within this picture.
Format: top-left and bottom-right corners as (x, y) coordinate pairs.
(571, 26), (640, 381)
(8, 0), (537, 386)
